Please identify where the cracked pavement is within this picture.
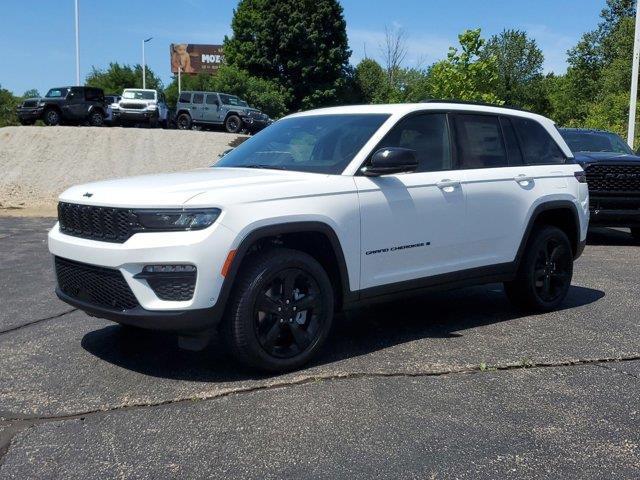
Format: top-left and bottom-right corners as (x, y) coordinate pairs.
(0, 218), (639, 479)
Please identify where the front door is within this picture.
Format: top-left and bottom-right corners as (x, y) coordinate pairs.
(355, 113), (468, 291)
(190, 93), (204, 121)
(203, 94), (222, 123)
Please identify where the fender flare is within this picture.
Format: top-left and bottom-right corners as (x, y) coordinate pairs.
(217, 221), (355, 313)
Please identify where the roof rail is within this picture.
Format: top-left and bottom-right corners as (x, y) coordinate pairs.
(421, 99), (533, 113)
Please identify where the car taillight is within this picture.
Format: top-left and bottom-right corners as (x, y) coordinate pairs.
(574, 171), (587, 183)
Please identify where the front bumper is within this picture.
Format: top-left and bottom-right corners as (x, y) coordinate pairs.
(113, 109), (158, 122)
(241, 116), (270, 132)
(48, 221), (237, 331)
(16, 107), (43, 121)
(589, 195), (640, 227)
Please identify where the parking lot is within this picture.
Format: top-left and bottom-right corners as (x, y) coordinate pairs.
(0, 216), (638, 479)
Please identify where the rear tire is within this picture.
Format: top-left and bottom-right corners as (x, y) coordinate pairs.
(222, 248), (334, 372)
(89, 111), (104, 127)
(43, 108), (61, 126)
(631, 227), (640, 241)
(224, 114), (242, 134)
(177, 113), (192, 130)
(504, 226), (573, 312)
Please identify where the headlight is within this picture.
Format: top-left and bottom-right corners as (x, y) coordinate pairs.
(134, 208), (221, 231)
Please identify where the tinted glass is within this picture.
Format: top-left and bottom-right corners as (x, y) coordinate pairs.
(559, 130), (634, 155)
(122, 90), (155, 100)
(45, 88), (69, 98)
(205, 94), (218, 105)
(512, 118), (566, 164)
(219, 94), (242, 106)
(192, 93), (204, 104)
(500, 117), (523, 165)
(376, 114), (451, 172)
(84, 88), (102, 101)
(216, 114), (390, 174)
(454, 114), (507, 169)
(178, 92), (191, 103)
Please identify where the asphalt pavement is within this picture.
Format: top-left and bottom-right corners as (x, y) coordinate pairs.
(0, 217), (638, 479)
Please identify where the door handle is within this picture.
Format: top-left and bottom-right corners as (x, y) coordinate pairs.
(514, 174), (534, 184)
(436, 179), (461, 191)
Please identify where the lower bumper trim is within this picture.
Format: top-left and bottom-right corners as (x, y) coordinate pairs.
(56, 288), (222, 332)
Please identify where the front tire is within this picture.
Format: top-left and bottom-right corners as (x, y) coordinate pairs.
(89, 111), (104, 127)
(224, 114), (242, 134)
(222, 248), (334, 372)
(504, 226), (573, 312)
(43, 109), (61, 126)
(177, 113), (192, 130)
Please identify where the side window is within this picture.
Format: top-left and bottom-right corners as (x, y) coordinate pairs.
(192, 93), (204, 104)
(178, 92), (191, 103)
(511, 117), (566, 165)
(500, 117), (523, 166)
(376, 113), (451, 172)
(454, 114), (507, 169)
(205, 94), (218, 105)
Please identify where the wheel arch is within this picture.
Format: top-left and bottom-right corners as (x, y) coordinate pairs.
(221, 222), (355, 311)
(516, 200), (582, 266)
(88, 105), (105, 116)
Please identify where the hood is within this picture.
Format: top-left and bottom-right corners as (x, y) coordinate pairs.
(573, 151), (640, 165)
(58, 167), (323, 208)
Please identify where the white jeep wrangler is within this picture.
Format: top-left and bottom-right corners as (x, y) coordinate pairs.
(112, 88), (170, 128)
(49, 102), (589, 371)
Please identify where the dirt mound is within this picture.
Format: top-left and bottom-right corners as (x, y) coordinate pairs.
(0, 126), (246, 216)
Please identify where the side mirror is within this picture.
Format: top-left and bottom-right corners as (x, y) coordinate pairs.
(363, 147), (418, 176)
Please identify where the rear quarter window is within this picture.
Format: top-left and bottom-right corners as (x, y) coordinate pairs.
(512, 118), (566, 165)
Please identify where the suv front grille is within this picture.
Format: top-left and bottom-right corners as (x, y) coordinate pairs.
(146, 274), (196, 301)
(58, 202), (141, 243)
(585, 164), (640, 193)
(22, 99), (38, 108)
(120, 102), (145, 110)
(55, 257), (139, 311)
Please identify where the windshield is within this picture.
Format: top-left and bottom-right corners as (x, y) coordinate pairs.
(45, 88), (69, 98)
(123, 90), (155, 100)
(560, 130), (634, 155)
(215, 114), (390, 174)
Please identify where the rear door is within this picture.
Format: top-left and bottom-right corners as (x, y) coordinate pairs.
(190, 93), (204, 121)
(355, 113), (468, 291)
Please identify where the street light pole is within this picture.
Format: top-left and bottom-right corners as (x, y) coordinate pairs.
(627, 2), (640, 148)
(142, 37), (153, 89)
(74, 0), (80, 85)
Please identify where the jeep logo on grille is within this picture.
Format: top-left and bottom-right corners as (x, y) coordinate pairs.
(604, 173), (640, 180)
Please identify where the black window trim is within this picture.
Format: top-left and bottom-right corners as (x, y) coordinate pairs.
(510, 116), (568, 166)
(449, 112), (510, 171)
(498, 115), (525, 167)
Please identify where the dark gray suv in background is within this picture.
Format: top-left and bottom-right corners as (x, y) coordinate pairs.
(175, 91), (270, 133)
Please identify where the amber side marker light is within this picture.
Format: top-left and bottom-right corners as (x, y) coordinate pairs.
(221, 250), (237, 277)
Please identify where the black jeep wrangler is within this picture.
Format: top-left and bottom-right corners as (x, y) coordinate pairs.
(559, 128), (640, 240)
(16, 86), (107, 127)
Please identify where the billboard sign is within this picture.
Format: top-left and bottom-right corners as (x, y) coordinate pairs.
(170, 44), (224, 74)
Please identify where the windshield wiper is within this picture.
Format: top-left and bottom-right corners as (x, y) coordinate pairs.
(235, 164), (288, 170)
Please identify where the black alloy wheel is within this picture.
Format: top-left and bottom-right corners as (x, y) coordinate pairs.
(44, 109), (61, 126)
(254, 268), (324, 359)
(89, 111), (104, 127)
(177, 113), (192, 130)
(223, 248), (334, 372)
(504, 226), (573, 311)
(225, 114), (242, 133)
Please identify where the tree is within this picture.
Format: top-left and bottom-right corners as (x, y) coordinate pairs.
(22, 89), (40, 99)
(353, 58), (390, 103)
(0, 85), (21, 127)
(381, 26), (408, 87)
(85, 62), (163, 93)
(223, 0), (351, 111)
(482, 29), (545, 110)
(425, 29), (502, 104)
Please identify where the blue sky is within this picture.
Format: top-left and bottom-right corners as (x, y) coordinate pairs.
(0, 0), (606, 96)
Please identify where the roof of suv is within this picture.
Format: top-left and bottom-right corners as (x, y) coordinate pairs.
(290, 102), (549, 122)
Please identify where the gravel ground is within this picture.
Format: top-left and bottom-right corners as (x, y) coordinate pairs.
(0, 221), (639, 479)
(0, 126), (245, 215)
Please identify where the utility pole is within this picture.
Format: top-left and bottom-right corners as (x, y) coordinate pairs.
(142, 37), (153, 89)
(75, 0), (80, 85)
(628, 1), (640, 149)
(178, 66), (182, 94)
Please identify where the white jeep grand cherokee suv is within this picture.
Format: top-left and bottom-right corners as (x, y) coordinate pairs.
(49, 102), (589, 371)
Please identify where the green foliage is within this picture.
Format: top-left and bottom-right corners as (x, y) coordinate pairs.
(223, 0), (351, 111)
(85, 62), (163, 94)
(0, 84), (21, 127)
(353, 59), (391, 104)
(425, 29), (502, 104)
(22, 89), (40, 99)
(164, 65), (289, 118)
(482, 29), (545, 111)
